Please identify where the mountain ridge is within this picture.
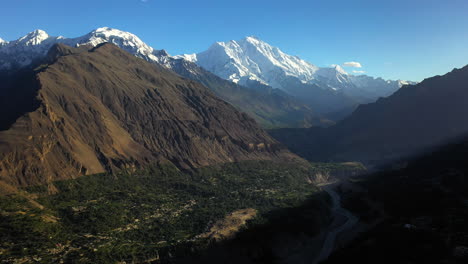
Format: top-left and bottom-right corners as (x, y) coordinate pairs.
(0, 28), (330, 128)
(0, 27), (170, 71)
(0, 43), (299, 187)
(0, 27), (415, 124)
(0, 28), (414, 91)
(165, 57), (331, 128)
(176, 36), (415, 104)
(270, 64), (468, 164)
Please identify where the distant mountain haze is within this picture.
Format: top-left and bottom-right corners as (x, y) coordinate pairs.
(270, 64), (468, 164)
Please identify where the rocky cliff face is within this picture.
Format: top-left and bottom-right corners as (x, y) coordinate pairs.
(0, 43), (298, 187)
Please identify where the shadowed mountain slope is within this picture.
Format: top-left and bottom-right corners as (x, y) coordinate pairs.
(270, 65), (468, 164)
(325, 136), (468, 264)
(166, 58), (331, 128)
(0, 43), (298, 187)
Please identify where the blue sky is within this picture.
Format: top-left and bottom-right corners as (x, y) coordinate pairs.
(1, 0), (467, 81)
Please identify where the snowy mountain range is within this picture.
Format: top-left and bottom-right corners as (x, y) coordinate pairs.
(0, 27), (415, 117)
(176, 36), (415, 108)
(177, 36), (320, 88)
(0, 27), (169, 70)
(0, 28), (329, 128)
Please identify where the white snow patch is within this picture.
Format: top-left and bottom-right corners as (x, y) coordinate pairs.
(189, 36), (320, 89)
(174, 53), (197, 62)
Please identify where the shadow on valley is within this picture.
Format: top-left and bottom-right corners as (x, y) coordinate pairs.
(0, 160), (340, 263)
(269, 65), (468, 167)
(173, 193), (331, 264)
(322, 138), (468, 264)
(0, 70), (41, 131)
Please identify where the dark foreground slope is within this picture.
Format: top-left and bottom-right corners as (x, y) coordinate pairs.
(325, 138), (468, 264)
(270, 65), (468, 164)
(0, 43), (298, 187)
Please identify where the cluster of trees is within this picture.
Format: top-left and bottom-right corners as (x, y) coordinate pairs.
(1, 160), (332, 263)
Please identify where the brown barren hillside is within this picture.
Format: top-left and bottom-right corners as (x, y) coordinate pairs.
(0, 43), (299, 187)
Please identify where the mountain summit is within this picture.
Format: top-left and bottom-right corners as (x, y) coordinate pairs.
(16, 29), (51, 46)
(177, 36), (415, 114)
(0, 27), (167, 70)
(178, 36), (320, 88)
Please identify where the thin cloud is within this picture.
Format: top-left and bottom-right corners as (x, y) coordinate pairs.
(352, 70), (366, 74)
(343, 61), (362, 68)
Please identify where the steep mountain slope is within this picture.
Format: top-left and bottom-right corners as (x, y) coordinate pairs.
(0, 28), (327, 128)
(166, 58), (330, 128)
(0, 43), (298, 187)
(270, 65), (468, 164)
(179, 36), (320, 88)
(177, 37), (413, 114)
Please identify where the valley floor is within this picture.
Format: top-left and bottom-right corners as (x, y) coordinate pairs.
(0, 161), (372, 264)
(314, 183), (359, 264)
(0, 161), (333, 263)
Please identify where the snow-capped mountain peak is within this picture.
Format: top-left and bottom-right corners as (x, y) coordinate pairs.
(332, 64), (348, 75)
(75, 27), (162, 63)
(245, 35), (260, 40)
(16, 29), (50, 46)
(177, 36), (415, 106)
(0, 28), (414, 108)
(175, 53), (197, 63)
(182, 36), (320, 88)
(0, 27), (169, 70)
(79, 27), (150, 49)
(243, 36), (263, 45)
(397, 80), (416, 87)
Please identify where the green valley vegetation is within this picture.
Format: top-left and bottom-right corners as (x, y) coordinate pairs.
(0, 160), (337, 263)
